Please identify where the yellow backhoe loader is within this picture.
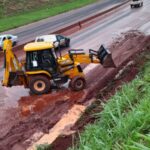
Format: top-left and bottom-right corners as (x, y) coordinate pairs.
(2, 39), (116, 95)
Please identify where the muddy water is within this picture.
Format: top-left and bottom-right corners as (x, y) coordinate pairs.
(0, 69), (29, 139)
(0, 85), (29, 108)
(0, 31), (149, 150)
(0, 84), (29, 139)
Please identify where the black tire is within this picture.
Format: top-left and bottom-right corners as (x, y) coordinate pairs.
(131, 5), (133, 8)
(29, 75), (51, 95)
(69, 76), (86, 91)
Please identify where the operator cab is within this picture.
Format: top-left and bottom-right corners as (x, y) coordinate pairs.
(24, 42), (58, 75)
(23, 42), (72, 94)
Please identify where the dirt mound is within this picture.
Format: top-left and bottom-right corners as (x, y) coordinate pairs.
(0, 31), (149, 150)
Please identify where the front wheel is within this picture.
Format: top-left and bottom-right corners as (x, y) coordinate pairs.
(29, 75), (51, 95)
(69, 76), (86, 91)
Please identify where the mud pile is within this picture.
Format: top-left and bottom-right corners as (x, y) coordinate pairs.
(0, 31), (149, 150)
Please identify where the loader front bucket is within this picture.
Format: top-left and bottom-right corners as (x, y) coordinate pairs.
(98, 45), (116, 68)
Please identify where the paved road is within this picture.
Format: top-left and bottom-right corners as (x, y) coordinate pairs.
(1, 0), (126, 44)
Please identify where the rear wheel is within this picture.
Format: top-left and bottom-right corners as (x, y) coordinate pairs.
(29, 75), (51, 95)
(69, 76), (86, 91)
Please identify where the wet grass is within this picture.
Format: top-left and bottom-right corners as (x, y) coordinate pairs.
(0, 0), (97, 32)
(36, 144), (51, 150)
(69, 57), (150, 149)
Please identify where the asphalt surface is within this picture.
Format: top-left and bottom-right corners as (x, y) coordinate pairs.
(70, 0), (150, 49)
(1, 0), (126, 44)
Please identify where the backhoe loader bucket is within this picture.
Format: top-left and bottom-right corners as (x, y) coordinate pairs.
(89, 45), (116, 68)
(98, 45), (116, 68)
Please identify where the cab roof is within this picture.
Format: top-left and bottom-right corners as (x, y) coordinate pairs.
(24, 42), (54, 52)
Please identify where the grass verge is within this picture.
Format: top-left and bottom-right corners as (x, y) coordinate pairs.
(69, 53), (150, 150)
(0, 0), (97, 32)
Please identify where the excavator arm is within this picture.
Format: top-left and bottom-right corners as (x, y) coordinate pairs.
(2, 39), (26, 87)
(57, 45), (116, 91)
(64, 45), (116, 68)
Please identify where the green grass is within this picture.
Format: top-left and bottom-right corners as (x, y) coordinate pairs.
(36, 144), (51, 150)
(0, 0), (97, 32)
(69, 58), (150, 150)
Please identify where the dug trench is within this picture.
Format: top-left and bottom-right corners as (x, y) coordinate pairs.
(0, 31), (149, 150)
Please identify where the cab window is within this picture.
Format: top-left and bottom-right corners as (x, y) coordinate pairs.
(26, 51), (39, 70)
(26, 49), (58, 74)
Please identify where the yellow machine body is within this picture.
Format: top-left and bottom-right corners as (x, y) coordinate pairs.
(2, 39), (26, 87)
(2, 40), (115, 95)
